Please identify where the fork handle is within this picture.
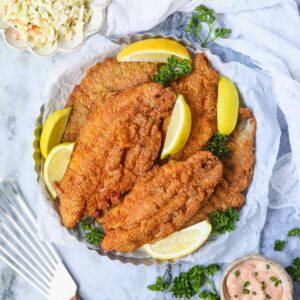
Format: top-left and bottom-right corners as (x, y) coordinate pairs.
(70, 296), (82, 300)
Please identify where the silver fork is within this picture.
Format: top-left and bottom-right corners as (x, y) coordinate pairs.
(0, 179), (80, 300)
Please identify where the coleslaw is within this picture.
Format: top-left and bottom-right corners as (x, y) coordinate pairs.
(0, 0), (92, 49)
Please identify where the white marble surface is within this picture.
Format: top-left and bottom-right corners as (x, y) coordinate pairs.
(0, 11), (300, 300)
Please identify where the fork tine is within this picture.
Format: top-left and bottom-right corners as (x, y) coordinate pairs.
(0, 247), (49, 297)
(0, 230), (51, 288)
(1, 182), (59, 266)
(0, 223), (52, 281)
(0, 203), (55, 275)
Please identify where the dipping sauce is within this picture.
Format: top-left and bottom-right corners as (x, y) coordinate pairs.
(223, 259), (288, 300)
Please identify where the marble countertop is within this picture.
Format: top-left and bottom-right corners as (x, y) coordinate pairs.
(0, 11), (300, 300)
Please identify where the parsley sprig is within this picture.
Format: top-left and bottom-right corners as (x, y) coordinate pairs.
(209, 208), (240, 234)
(185, 5), (231, 48)
(81, 219), (104, 245)
(286, 257), (300, 281)
(274, 240), (286, 251)
(147, 269), (170, 291)
(152, 55), (192, 86)
(205, 133), (230, 160)
(147, 264), (221, 299)
(288, 227), (300, 239)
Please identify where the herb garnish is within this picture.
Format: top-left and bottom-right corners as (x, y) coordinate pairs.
(286, 257), (300, 281)
(252, 291), (257, 295)
(234, 271), (240, 277)
(266, 264), (270, 270)
(254, 272), (258, 276)
(81, 219), (104, 245)
(148, 264), (221, 299)
(152, 55), (192, 86)
(205, 133), (230, 160)
(269, 276), (282, 287)
(266, 295), (271, 299)
(171, 265), (205, 298)
(199, 291), (220, 300)
(147, 269), (170, 291)
(274, 240), (286, 251)
(288, 227), (300, 238)
(242, 289), (250, 295)
(243, 281), (250, 288)
(209, 208), (240, 234)
(185, 5), (231, 48)
(260, 281), (266, 291)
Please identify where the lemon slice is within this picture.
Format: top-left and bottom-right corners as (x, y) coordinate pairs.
(217, 77), (239, 135)
(43, 142), (75, 199)
(117, 38), (191, 63)
(40, 107), (72, 158)
(144, 221), (212, 260)
(161, 94), (191, 159)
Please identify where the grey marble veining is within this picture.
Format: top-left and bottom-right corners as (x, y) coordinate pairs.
(0, 10), (299, 300)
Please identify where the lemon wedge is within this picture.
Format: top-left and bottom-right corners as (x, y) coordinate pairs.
(143, 221), (212, 260)
(217, 76), (239, 135)
(161, 94), (191, 159)
(40, 107), (71, 158)
(43, 142), (75, 199)
(117, 38), (191, 63)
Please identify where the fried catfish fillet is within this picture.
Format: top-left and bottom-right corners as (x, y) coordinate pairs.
(63, 58), (159, 141)
(186, 108), (256, 226)
(55, 83), (176, 228)
(169, 53), (219, 160)
(101, 152), (223, 252)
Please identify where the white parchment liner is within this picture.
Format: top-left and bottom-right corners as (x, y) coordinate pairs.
(33, 34), (280, 265)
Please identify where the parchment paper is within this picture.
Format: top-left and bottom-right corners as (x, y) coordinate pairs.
(36, 34), (281, 263)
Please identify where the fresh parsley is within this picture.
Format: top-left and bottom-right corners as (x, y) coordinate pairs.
(209, 208), (240, 234)
(152, 55), (192, 86)
(148, 264), (221, 299)
(205, 133), (230, 160)
(288, 227), (300, 238)
(147, 269), (170, 291)
(203, 264), (220, 294)
(286, 257), (300, 281)
(171, 265), (205, 299)
(185, 5), (231, 48)
(274, 240), (286, 251)
(199, 291), (220, 300)
(81, 219), (104, 245)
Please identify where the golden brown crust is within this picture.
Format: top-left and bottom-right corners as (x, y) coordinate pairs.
(63, 58), (159, 141)
(186, 108), (256, 226)
(101, 152), (223, 252)
(56, 83), (176, 228)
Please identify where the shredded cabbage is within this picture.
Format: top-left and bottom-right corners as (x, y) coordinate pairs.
(0, 0), (91, 49)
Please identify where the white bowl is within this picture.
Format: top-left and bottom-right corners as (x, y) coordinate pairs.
(220, 254), (293, 300)
(0, 0), (110, 57)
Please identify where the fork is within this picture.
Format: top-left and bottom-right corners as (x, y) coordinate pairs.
(0, 178), (80, 300)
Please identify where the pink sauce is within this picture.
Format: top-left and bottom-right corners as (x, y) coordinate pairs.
(224, 259), (288, 300)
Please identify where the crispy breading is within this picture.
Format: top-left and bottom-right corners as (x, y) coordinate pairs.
(63, 58), (159, 141)
(169, 53), (219, 160)
(55, 83), (176, 228)
(186, 108), (256, 226)
(101, 152), (223, 252)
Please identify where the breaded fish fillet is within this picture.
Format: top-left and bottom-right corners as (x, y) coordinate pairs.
(63, 59), (159, 141)
(186, 108), (256, 226)
(101, 152), (223, 252)
(169, 53), (219, 160)
(55, 83), (176, 228)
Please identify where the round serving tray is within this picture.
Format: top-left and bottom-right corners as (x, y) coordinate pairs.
(33, 33), (224, 265)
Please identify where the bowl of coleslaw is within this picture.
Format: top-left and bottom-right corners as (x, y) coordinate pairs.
(0, 0), (110, 56)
